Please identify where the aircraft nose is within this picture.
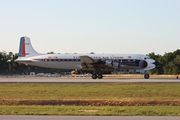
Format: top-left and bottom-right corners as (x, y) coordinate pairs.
(153, 60), (159, 67)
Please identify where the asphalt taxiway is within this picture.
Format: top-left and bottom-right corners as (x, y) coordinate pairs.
(0, 77), (180, 83)
(1, 115), (180, 120)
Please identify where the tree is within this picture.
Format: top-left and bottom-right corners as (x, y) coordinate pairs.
(174, 55), (180, 65)
(47, 51), (54, 54)
(0, 51), (8, 74)
(147, 52), (162, 74)
(90, 52), (95, 54)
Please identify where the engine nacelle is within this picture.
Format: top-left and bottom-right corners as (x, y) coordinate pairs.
(113, 62), (120, 68)
(139, 60), (148, 68)
(105, 60), (120, 68)
(105, 59), (113, 67)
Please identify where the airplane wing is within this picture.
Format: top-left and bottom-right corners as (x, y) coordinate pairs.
(80, 56), (96, 64)
(79, 56), (105, 69)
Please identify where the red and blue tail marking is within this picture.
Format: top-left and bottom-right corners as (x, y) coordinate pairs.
(18, 37), (26, 57)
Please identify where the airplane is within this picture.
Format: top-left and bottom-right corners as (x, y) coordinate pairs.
(15, 36), (159, 79)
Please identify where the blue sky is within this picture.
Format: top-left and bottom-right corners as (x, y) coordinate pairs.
(0, 0), (180, 55)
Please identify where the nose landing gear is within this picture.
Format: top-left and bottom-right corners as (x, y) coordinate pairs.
(144, 72), (149, 79)
(144, 70), (149, 79)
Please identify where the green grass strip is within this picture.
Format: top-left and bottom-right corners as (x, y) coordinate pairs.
(0, 105), (180, 116)
(0, 83), (180, 100)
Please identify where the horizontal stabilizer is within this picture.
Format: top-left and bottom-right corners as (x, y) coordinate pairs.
(15, 59), (33, 62)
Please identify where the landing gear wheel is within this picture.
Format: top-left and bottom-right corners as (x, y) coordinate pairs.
(144, 73), (149, 79)
(92, 74), (97, 79)
(97, 74), (103, 79)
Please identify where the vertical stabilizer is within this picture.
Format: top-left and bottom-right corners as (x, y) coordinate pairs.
(18, 37), (40, 57)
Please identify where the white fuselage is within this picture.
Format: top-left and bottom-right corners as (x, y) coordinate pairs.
(16, 53), (156, 71)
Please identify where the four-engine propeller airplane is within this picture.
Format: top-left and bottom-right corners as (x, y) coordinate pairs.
(15, 36), (159, 79)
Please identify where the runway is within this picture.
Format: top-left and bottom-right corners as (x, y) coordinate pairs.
(1, 115), (180, 120)
(0, 77), (180, 83)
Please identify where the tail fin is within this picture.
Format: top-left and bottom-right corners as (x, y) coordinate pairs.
(18, 37), (40, 57)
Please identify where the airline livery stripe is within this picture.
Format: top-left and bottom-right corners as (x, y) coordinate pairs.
(19, 37), (26, 57)
(33, 59), (142, 67)
(22, 38), (25, 56)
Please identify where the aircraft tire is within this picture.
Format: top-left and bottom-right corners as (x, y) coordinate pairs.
(144, 73), (149, 79)
(97, 74), (103, 79)
(92, 74), (97, 79)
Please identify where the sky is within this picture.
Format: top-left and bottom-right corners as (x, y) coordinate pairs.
(0, 0), (180, 55)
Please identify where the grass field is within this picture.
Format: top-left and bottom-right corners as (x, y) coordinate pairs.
(0, 83), (180, 115)
(1, 83), (180, 99)
(1, 105), (180, 116)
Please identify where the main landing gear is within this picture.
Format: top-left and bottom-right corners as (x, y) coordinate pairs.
(91, 69), (103, 79)
(92, 73), (103, 79)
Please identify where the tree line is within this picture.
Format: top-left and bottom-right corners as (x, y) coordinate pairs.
(148, 49), (180, 74)
(0, 50), (180, 75)
(0, 51), (62, 75)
